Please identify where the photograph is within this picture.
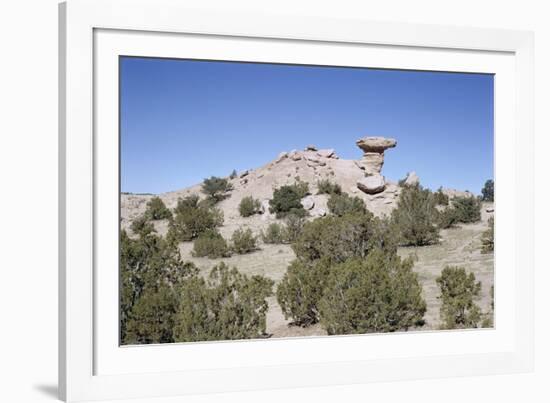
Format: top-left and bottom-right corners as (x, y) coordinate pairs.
(119, 56), (495, 345)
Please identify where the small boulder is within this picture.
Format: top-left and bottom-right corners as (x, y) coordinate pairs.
(240, 170), (249, 178)
(486, 207), (494, 213)
(311, 207), (327, 217)
(403, 171), (420, 186)
(301, 195), (315, 210)
(275, 152), (288, 163)
(357, 174), (386, 194)
(317, 148), (335, 158)
(305, 145), (318, 151)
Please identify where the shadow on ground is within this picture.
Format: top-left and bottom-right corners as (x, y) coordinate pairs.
(33, 384), (58, 400)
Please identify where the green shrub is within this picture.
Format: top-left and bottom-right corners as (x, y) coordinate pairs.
(120, 230), (198, 343)
(231, 227), (258, 254)
(130, 214), (155, 237)
(192, 229), (230, 258)
(201, 176), (234, 203)
(436, 266), (482, 329)
(319, 250), (426, 334)
(283, 213), (306, 243)
(316, 179), (342, 195)
(292, 211), (390, 264)
(391, 184), (440, 246)
(144, 196), (172, 220)
(261, 222), (288, 244)
(327, 193), (367, 217)
(239, 196), (261, 217)
(481, 217), (494, 253)
(434, 187), (449, 206)
(124, 284), (179, 344)
(174, 263), (274, 342)
(277, 260), (331, 326)
(437, 206), (458, 229)
(269, 184), (307, 218)
(292, 178), (310, 198)
(167, 195), (224, 242)
(452, 196), (481, 223)
(481, 179), (494, 202)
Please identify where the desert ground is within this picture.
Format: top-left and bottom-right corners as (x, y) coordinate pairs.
(121, 144), (494, 338)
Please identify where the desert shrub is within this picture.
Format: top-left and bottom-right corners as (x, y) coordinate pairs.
(436, 266), (482, 329)
(269, 184), (307, 218)
(278, 211), (407, 327)
(130, 214), (155, 237)
(452, 196), (481, 223)
(239, 196), (261, 217)
(391, 184), (440, 246)
(434, 187), (449, 206)
(124, 284), (179, 344)
(283, 213), (306, 242)
(481, 179), (494, 202)
(192, 229), (230, 258)
(229, 169), (238, 179)
(201, 176), (234, 203)
(292, 211), (393, 264)
(319, 250), (426, 334)
(292, 178), (310, 198)
(144, 196), (172, 220)
(261, 222), (288, 244)
(231, 227), (258, 254)
(167, 195), (224, 242)
(277, 259), (331, 326)
(437, 206), (458, 229)
(120, 230), (197, 343)
(327, 192), (367, 217)
(174, 263), (274, 342)
(316, 179), (342, 195)
(481, 217), (494, 253)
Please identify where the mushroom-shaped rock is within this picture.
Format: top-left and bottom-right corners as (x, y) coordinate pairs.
(403, 171), (420, 186)
(357, 174), (386, 194)
(356, 137), (397, 153)
(301, 195), (315, 210)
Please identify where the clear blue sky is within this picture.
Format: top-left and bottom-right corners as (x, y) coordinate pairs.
(120, 57), (493, 195)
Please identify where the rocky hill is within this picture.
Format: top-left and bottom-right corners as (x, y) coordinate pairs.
(121, 137), (491, 337)
(121, 137), (472, 230)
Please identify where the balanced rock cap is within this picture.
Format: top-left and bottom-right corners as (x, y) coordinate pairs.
(356, 137), (397, 153)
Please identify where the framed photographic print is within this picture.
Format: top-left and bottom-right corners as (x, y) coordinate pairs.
(59, 0), (534, 401)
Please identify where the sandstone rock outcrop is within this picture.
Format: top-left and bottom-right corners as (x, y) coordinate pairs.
(355, 136), (397, 194)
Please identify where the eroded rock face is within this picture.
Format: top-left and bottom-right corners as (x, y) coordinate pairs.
(317, 148), (335, 158)
(357, 175), (386, 194)
(359, 152), (384, 175)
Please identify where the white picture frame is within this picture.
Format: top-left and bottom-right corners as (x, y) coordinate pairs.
(59, 0), (534, 401)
